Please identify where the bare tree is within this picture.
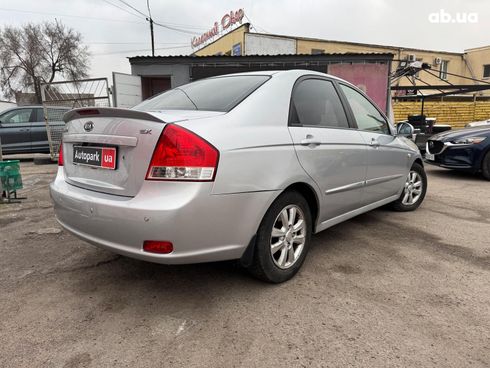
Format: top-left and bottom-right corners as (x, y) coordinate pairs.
(0, 20), (89, 103)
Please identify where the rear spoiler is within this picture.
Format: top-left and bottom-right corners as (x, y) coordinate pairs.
(63, 107), (164, 123)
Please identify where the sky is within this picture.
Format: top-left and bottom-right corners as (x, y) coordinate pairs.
(0, 0), (488, 87)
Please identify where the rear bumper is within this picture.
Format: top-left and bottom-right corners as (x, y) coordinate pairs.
(50, 168), (278, 264)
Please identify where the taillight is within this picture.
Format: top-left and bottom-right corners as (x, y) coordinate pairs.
(146, 124), (219, 181)
(58, 142), (64, 166)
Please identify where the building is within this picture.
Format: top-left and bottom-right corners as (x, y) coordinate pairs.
(128, 53), (393, 113)
(191, 23), (490, 126)
(194, 23), (490, 90)
(125, 17), (490, 126)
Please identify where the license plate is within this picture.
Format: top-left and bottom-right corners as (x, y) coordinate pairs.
(425, 153), (434, 161)
(73, 146), (117, 170)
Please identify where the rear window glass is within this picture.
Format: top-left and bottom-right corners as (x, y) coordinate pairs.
(133, 75), (270, 113)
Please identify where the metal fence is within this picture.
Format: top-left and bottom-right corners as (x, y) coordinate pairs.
(41, 78), (111, 160)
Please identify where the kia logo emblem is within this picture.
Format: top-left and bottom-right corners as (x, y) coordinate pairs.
(84, 121), (94, 132)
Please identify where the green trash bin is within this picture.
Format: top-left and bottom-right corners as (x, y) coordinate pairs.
(0, 160), (23, 198)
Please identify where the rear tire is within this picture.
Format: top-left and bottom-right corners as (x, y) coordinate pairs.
(482, 152), (490, 181)
(391, 162), (427, 212)
(247, 191), (312, 283)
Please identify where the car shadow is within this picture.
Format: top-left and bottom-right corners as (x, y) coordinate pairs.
(427, 166), (485, 181)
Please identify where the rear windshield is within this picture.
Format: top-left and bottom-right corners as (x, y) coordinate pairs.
(133, 75), (270, 113)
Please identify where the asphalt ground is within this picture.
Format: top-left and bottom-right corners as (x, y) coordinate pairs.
(0, 158), (488, 367)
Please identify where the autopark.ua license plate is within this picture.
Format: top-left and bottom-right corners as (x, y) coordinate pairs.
(73, 146), (117, 170)
(425, 153), (435, 161)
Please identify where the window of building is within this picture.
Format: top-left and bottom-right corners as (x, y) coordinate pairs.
(339, 84), (390, 135)
(290, 79), (349, 129)
(311, 49), (325, 55)
(483, 64), (490, 78)
(439, 60), (449, 80)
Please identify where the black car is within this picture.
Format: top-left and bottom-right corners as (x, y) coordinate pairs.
(396, 115), (451, 152)
(425, 126), (490, 180)
(0, 106), (69, 154)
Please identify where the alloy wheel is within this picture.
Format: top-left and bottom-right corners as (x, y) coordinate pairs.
(402, 170), (423, 205)
(270, 205), (306, 269)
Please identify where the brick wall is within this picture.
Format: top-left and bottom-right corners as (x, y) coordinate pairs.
(392, 101), (490, 128)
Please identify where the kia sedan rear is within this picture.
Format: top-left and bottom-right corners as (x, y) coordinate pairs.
(50, 70), (427, 283)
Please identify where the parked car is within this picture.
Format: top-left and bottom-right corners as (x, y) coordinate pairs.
(50, 70), (427, 283)
(426, 126), (490, 180)
(396, 116), (451, 152)
(0, 106), (69, 154)
(465, 119), (490, 128)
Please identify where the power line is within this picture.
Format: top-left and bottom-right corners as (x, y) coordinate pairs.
(104, 0), (208, 30)
(100, 0), (146, 20)
(87, 41), (189, 45)
(93, 45), (190, 56)
(0, 7), (145, 24)
(115, 0), (148, 18)
(244, 14), (271, 34)
(153, 21), (201, 35)
(152, 21), (208, 31)
(146, 0), (152, 19)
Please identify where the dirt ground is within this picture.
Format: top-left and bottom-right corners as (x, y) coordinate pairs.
(0, 158), (489, 368)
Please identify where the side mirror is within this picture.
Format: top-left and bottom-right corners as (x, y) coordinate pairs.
(397, 122), (415, 139)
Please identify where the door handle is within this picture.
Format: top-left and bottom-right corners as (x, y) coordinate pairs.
(370, 138), (380, 148)
(300, 135), (321, 147)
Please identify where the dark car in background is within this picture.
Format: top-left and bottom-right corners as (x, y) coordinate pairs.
(0, 106), (69, 154)
(425, 126), (490, 180)
(396, 115), (452, 152)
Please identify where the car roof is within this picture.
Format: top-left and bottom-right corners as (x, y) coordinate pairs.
(211, 69), (346, 82)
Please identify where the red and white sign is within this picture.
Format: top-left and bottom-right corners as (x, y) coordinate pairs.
(191, 9), (245, 48)
(101, 147), (116, 169)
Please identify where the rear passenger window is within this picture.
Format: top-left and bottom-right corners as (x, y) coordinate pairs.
(290, 79), (349, 129)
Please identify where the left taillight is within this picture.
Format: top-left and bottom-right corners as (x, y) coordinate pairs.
(58, 142), (64, 166)
(146, 124), (219, 181)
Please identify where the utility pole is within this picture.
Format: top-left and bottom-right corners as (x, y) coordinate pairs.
(147, 0), (155, 57)
(149, 17), (155, 56)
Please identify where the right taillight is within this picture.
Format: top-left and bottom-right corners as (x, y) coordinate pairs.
(146, 124), (219, 181)
(58, 142), (64, 166)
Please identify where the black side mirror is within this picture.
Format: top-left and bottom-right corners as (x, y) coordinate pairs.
(397, 122), (415, 139)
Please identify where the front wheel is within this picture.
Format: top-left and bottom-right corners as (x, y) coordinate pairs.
(391, 162), (427, 212)
(247, 191), (312, 283)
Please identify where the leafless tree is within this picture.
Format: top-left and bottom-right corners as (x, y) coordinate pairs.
(0, 20), (89, 103)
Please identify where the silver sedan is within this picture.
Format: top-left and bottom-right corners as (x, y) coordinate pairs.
(50, 70), (427, 283)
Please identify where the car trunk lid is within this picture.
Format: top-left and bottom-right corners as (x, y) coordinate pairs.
(62, 108), (224, 197)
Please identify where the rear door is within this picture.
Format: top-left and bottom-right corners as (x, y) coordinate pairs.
(287, 77), (367, 222)
(30, 108), (49, 152)
(338, 83), (408, 205)
(0, 108), (35, 152)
